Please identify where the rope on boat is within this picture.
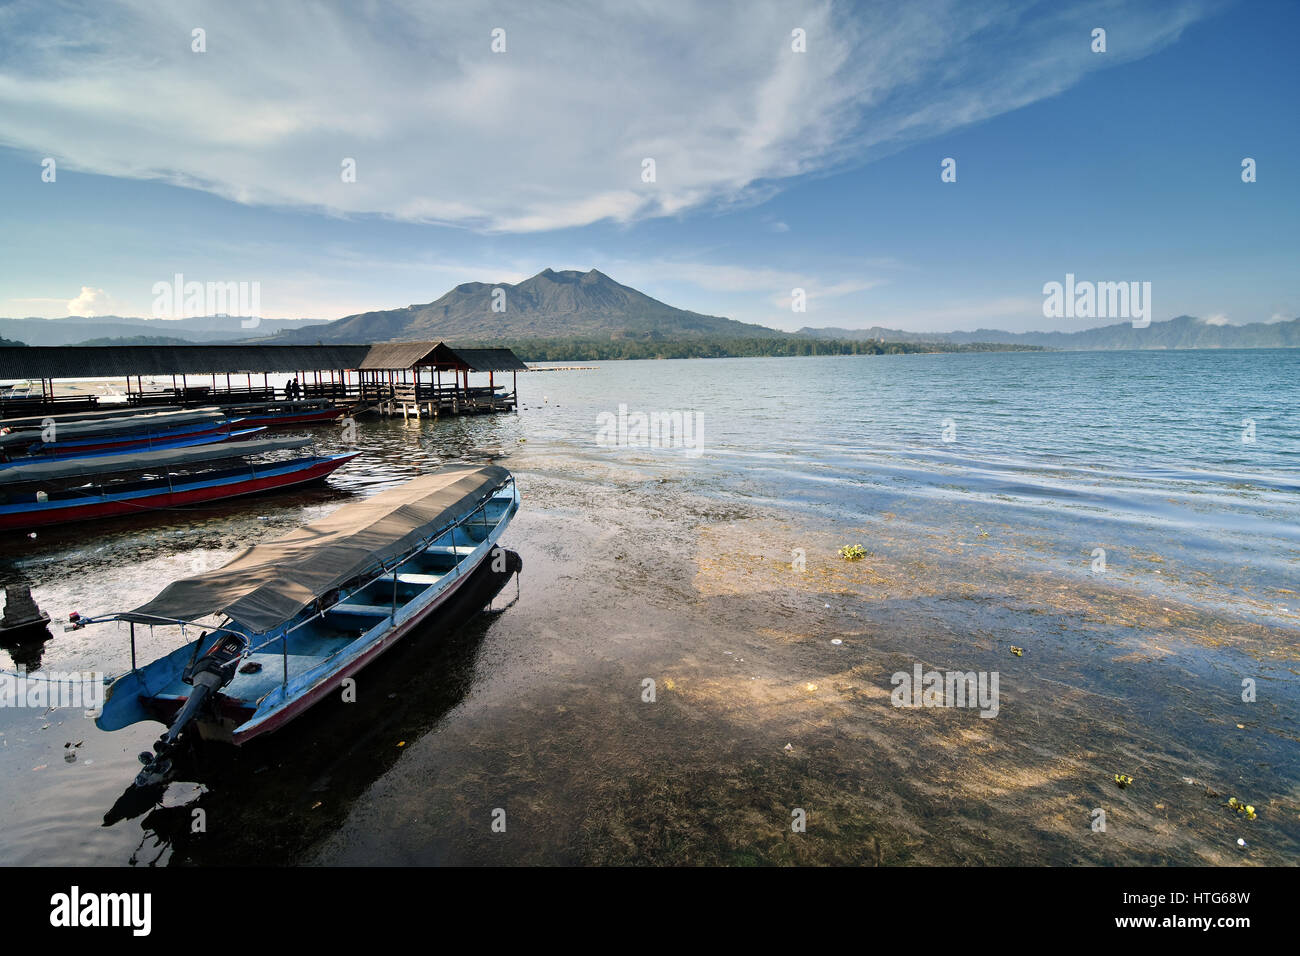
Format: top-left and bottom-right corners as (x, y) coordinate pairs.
(0, 668), (105, 684)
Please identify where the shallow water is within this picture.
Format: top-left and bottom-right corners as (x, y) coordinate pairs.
(1, 350), (1296, 865)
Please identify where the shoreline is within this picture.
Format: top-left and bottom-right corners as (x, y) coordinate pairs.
(308, 459), (1299, 865)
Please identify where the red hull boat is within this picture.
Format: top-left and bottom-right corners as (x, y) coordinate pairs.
(0, 452), (358, 532)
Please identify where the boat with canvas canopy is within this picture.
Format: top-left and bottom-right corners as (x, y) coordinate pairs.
(217, 398), (348, 428)
(0, 435), (355, 531)
(0, 424), (265, 467)
(0, 407), (240, 458)
(76, 465), (519, 786)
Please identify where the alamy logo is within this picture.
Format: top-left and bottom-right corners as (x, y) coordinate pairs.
(0, 670), (104, 711)
(151, 273), (261, 325)
(595, 404), (704, 456)
(1042, 273), (1150, 327)
(890, 662), (999, 718)
(50, 886), (151, 936)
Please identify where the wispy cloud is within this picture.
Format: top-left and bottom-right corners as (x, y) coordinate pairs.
(0, 0), (1214, 233)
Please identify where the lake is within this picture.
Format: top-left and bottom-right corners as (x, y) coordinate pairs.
(1, 349), (1297, 864)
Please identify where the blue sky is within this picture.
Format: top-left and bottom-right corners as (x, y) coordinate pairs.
(0, 0), (1295, 333)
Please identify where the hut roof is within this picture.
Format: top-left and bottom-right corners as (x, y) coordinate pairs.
(356, 342), (441, 370)
(429, 345), (529, 372)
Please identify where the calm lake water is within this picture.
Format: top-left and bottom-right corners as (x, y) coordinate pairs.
(1, 349), (1297, 865)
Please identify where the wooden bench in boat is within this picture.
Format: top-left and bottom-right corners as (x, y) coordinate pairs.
(424, 544), (476, 555)
(379, 571), (444, 586)
(329, 603), (393, 617)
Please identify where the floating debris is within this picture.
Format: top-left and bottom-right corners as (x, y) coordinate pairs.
(1228, 797), (1257, 820)
(1010, 646), (1024, 657)
(1114, 773), (1134, 789)
(838, 545), (867, 561)
(830, 638), (843, 645)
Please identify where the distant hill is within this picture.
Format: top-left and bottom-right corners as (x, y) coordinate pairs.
(267, 269), (783, 344)
(799, 315), (1300, 350)
(0, 315), (331, 347)
(9, 280), (1294, 353)
(70, 334), (196, 347)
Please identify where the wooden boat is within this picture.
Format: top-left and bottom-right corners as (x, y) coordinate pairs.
(0, 408), (237, 458)
(0, 436), (356, 532)
(80, 465), (518, 786)
(219, 399), (347, 428)
(0, 425), (265, 467)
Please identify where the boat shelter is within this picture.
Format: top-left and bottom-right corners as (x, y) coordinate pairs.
(0, 342), (527, 419)
(0, 344), (367, 415)
(356, 342), (527, 418)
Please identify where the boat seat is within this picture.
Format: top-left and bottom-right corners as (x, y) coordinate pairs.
(424, 544), (475, 555)
(380, 571), (444, 586)
(329, 603), (392, 617)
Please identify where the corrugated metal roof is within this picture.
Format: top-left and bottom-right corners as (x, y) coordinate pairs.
(0, 345), (369, 379)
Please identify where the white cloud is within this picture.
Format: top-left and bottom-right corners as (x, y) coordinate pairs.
(0, 0), (1214, 233)
(1201, 313), (1231, 326)
(66, 286), (112, 317)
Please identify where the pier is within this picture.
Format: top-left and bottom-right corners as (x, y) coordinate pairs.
(0, 342), (526, 421)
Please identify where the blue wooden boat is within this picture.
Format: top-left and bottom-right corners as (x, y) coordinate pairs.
(0, 408), (236, 458)
(0, 436), (353, 532)
(0, 425), (264, 467)
(78, 465), (519, 786)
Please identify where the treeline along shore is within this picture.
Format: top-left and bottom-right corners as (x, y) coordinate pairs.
(463, 337), (1047, 362)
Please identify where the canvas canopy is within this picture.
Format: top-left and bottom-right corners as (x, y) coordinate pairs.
(120, 465), (512, 634)
(0, 435), (313, 485)
(0, 405), (185, 429)
(0, 408), (227, 448)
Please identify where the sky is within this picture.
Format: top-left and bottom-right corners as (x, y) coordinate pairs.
(0, 0), (1295, 333)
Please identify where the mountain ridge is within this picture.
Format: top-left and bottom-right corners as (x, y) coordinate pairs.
(799, 314), (1300, 350)
(4, 271), (1296, 350)
(266, 268), (781, 344)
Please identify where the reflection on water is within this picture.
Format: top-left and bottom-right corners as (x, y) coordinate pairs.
(98, 551), (521, 866)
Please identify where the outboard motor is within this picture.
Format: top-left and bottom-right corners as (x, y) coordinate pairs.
(135, 631), (245, 786)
